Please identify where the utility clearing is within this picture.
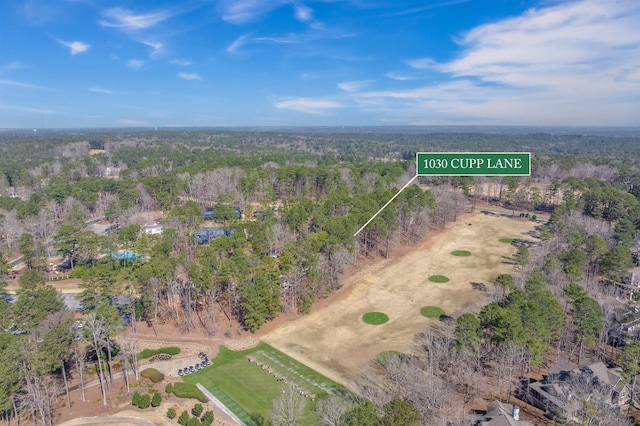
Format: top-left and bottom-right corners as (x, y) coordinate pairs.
(264, 211), (540, 385)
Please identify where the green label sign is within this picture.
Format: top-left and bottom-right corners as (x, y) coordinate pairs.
(416, 152), (530, 176)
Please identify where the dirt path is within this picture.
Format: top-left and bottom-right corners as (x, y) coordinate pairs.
(263, 212), (540, 386)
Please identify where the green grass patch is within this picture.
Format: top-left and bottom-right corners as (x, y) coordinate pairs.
(182, 342), (346, 425)
(428, 275), (450, 283)
(420, 306), (446, 319)
(362, 312), (389, 325)
(376, 351), (401, 366)
(451, 250), (471, 256)
(171, 382), (208, 403)
(140, 368), (164, 383)
(499, 238), (515, 243)
(138, 347), (181, 359)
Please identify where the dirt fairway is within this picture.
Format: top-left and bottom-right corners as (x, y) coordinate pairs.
(264, 211), (540, 386)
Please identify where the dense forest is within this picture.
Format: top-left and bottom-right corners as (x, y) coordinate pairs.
(0, 129), (639, 425)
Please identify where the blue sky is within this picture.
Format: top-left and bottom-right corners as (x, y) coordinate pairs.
(0, 0), (638, 128)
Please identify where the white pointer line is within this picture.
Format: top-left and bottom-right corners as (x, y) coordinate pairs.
(353, 174), (418, 237)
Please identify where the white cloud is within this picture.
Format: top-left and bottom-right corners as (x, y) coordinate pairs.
(0, 104), (55, 114)
(118, 119), (148, 126)
(57, 40), (90, 55)
(169, 59), (192, 66)
(218, 0), (281, 24)
(369, 0), (640, 125)
(177, 72), (201, 81)
(141, 40), (163, 56)
(292, 2), (313, 21)
(337, 80), (374, 92)
(218, 0), (313, 24)
(227, 34), (252, 53)
(273, 98), (342, 114)
(0, 61), (27, 74)
(90, 87), (113, 94)
(126, 59), (144, 70)
(0, 79), (44, 89)
(385, 72), (422, 81)
(100, 7), (173, 31)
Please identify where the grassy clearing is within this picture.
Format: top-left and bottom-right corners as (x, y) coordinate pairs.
(499, 238), (515, 243)
(138, 347), (181, 359)
(182, 342), (346, 425)
(362, 312), (389, 325)
(428, 275), (450, 283)
(420, 306), (446, 318)
(451, 250), (472, 256)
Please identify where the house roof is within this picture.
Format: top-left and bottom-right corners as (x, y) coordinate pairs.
(480, 401), (533, 426)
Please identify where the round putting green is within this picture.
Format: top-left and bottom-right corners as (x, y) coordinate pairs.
(451, 250), (471, 257)
(499, 238), (515, 243)
(421, 306), (446, 318)
(362, 312), (389, 325)
(428, 275), (450, 283)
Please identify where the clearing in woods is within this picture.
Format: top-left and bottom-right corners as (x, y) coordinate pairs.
(264, 211), (540, 386)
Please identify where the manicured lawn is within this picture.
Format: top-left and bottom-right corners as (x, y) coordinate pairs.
(451, 250), (472, 256)
(362, 312), (389, 325)
(428, 275), (450, 283)
(499, 238), (515, 243)
(182, 342), (346, 425)
(420, 306), (446, 318)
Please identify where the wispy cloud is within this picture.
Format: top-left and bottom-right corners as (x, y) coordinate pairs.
(177, 72), (201, 81)
(0, 104), (55, 114)
(89, 87), (113, 94)
(273, 98), (342, 114)
(141, 40), (163, 56)
(292, 1), (313, 21)
(57, 40), (90, 55)
(227, 34), (252, 53)
(0, 61), (27, 74)
(227, 32), (310, 53)
(126, 59), (144, 70)
(218, 0), (314, 24)
(99, 7), (173, 31)
(366, 0), (640, 125)
(0, 79), (45, 89)
(169, 59), (192, 66)
(385, 72), (423, 81)
(337, 80), (374, 92)
(118, 119), (148, 126)
(386, 0), (471, 17)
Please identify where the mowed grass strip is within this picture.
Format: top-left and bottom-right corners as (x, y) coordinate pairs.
(209, 386), (259, 426)
(182, 342), (345, 425)
(451, 250), (471, 256)
(362, 312), (389, 325)
(420, 306), (446, 319)
(428, 275), (450, 283)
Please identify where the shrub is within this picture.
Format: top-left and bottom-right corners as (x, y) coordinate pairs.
(192, 403), (203, 417)
(138, 393), (151, 409)
(140, 368), (165, 383)
(201, 410), (214, 426)
(167, 407), (177, 419)
(172, 382), (208, 403)
(188, 417), (201, 426)
(165, 383), (174, 394)
(151, 392), (162, 407)
(178, 410), (190, 426)
(138, 347), (181, 359)
(131, 391), (141, 407)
